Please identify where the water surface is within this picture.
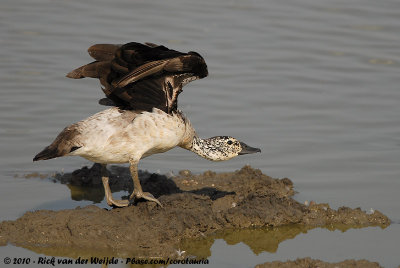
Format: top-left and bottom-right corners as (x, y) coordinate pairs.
(1, 0), (399, 267)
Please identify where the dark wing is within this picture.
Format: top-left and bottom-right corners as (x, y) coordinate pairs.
(66, 42), (208, 113)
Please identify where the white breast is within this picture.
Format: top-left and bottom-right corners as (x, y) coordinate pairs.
(74, 108), (188, 164)
(130, 109), (187, 158)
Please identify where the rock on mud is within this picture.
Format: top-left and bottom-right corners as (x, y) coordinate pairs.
(0, 165), (390, 258)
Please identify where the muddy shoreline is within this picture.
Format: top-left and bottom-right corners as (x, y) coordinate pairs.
(0, 165), (390, 261)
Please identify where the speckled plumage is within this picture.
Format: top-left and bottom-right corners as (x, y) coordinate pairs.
(34, 42), (260, 207)
(191, 136), (242, 161)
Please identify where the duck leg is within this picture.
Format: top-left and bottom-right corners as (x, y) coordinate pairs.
(128, 159), (162, 206)
(101, 164), (130, 207)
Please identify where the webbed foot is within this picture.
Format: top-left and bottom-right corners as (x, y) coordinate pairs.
(102, 176), (130, 207)
(130, 190), (162, 207)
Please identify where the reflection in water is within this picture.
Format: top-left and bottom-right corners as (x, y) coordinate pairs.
(180, 223), (387, 259)
(13, 223), (386, 267)
(66, 184), (105, 203)
(180, 225), (313, 259)
(217, 226), (309, 254)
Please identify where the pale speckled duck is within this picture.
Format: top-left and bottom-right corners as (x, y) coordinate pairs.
(33, 42), (261, 207)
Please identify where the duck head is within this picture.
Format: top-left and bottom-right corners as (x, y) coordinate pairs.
(191, 136), (261, 161)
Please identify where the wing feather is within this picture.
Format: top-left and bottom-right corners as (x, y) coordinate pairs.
(112, 60), (168, 88)
(67, 42), (208, 113)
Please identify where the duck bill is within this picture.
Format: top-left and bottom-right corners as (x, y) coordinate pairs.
(239, 142), (261, 155)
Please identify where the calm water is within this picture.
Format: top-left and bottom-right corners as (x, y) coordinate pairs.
(1, 0), (399, 267)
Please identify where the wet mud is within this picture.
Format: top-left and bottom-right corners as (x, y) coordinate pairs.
(255, 257), (383, 268)
(0, 165), (390, 259)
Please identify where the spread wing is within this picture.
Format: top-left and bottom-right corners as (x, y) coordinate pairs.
(66, 42), (208, 113)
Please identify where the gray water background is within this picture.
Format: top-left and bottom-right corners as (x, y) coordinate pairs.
(1, 0), (399, 267)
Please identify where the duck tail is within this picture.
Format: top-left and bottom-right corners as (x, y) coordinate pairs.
(33, 146), (59, 161)
(33, 125), (81, 161)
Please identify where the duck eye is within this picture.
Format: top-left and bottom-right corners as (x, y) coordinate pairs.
(227, 140), (233, 145)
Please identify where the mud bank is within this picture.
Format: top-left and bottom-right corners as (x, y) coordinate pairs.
(0, 165), (390, 258)
(255, 257), (383, 268)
